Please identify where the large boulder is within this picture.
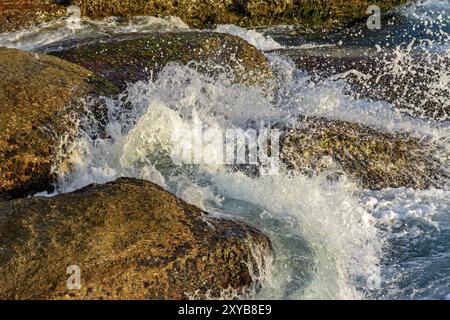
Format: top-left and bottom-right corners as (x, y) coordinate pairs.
(72, 0), (406, 29)
(0, 0), (68, 33)
(279, 116), (449, 189)
(45, 32), (274, 91)
(0, 47), (118, 201)
(0, 178), (272, 300)
(275, 47), (450, 121)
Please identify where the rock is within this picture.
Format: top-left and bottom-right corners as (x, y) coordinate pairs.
(0, 47), (118, 201)
(71, 0), (406, 29)
(0, 177), (272, 300)
(0, 0), (68, 33)
(45, 32), (274, 91)
(274, 47), (450, 121)
(279, 116), (448, 189)
(274, 47), (377, 77)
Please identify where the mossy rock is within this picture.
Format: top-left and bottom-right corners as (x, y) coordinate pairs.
(280, 116), (448, 189)
(0, 177), (272, 300)
(0, 1), (68, 33)
(0, 47), (118, 201)
(274, 47), (450, 121)
(72, 0), (407, 30)
(46, 32), (274, 91)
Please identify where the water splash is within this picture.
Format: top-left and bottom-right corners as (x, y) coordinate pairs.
(2, 1), (448, 300)
(215, 25), (282, 51)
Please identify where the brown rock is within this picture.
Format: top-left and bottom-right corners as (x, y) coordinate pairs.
(0, 177), (272, 300)
(0, 47), (118, 201)
(72, 0), (407, 30)
(0, 0), (68, 33)
(45, 31), (275, 91)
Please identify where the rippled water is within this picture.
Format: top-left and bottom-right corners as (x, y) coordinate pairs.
(1, 0), (449, 300)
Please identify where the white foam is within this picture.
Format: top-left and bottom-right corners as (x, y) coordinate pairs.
(267, 52), (450, 144)
(215, 25), (283, 51)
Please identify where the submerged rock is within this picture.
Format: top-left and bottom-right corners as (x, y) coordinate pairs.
(280, 116), (448, 189)
(0, 177), (272, 300)
(46, 32), (274, 91)
(71, 0), (406, 29)
(0, 47), (118, 201)
(275, 47), (450, 121)
(0, 0), (68, 33)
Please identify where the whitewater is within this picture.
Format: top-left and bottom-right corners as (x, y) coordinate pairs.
(1, 0), (449, 299)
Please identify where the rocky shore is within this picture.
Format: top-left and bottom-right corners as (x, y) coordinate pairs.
(0, 31), (275, 299)
(0, 0), (68, 33)
(72, 0), (407, 29)
(1, 0), (447, 301)
(279, 116), (449, 190)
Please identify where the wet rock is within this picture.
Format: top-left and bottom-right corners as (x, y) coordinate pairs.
(0, 47), (118, 201)
(0, 177), (272, 300)
(279, 116), (448, 189)
(0, 0), (68, 33)
(45, 31), (274, 91)
(274, 47), (450, 121)
(71, 0), (406, 30)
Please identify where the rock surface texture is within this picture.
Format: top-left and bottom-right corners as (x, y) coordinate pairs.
(0, 1), (408, 32)
(0, 178), (272, 300)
